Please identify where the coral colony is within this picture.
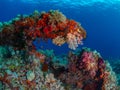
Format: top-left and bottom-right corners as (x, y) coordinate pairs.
(0, 10), (119, 90)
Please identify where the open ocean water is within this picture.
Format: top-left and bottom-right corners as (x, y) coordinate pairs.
(0, 0), (120, 89)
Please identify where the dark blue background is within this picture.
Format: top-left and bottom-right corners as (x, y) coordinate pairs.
(0, 0), (120, 59)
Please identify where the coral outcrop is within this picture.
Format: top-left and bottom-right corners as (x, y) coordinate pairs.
(0, 10), (86, 50)
(0, 10), (119, 90)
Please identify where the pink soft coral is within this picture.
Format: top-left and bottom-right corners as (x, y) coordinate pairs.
(66, 31), (83, 50)
(81, 52), (98, 78)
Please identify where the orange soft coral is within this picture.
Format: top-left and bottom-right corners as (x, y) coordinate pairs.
(14, 17), (35, 28)
(0, 10), (86, 50)
(67, 20), (78, 33)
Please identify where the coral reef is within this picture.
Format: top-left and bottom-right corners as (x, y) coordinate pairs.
(0, 10), (86, 50)
(0, 47), (119, 90)
(56, 48), (118, 90)
(0, 48), (65, 90)
(0, 10), (119, 90)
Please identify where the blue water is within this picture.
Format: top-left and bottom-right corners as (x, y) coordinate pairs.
(0, 0), (120, 59)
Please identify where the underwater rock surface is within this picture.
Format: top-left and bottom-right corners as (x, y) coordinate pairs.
(0, 10), (119, 90)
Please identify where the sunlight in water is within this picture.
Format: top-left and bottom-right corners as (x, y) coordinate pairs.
(8, 0), (120, 11)
(12, 0), (120, 6)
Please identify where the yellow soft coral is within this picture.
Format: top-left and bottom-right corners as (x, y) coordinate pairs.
(52, 36), (66, 46)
